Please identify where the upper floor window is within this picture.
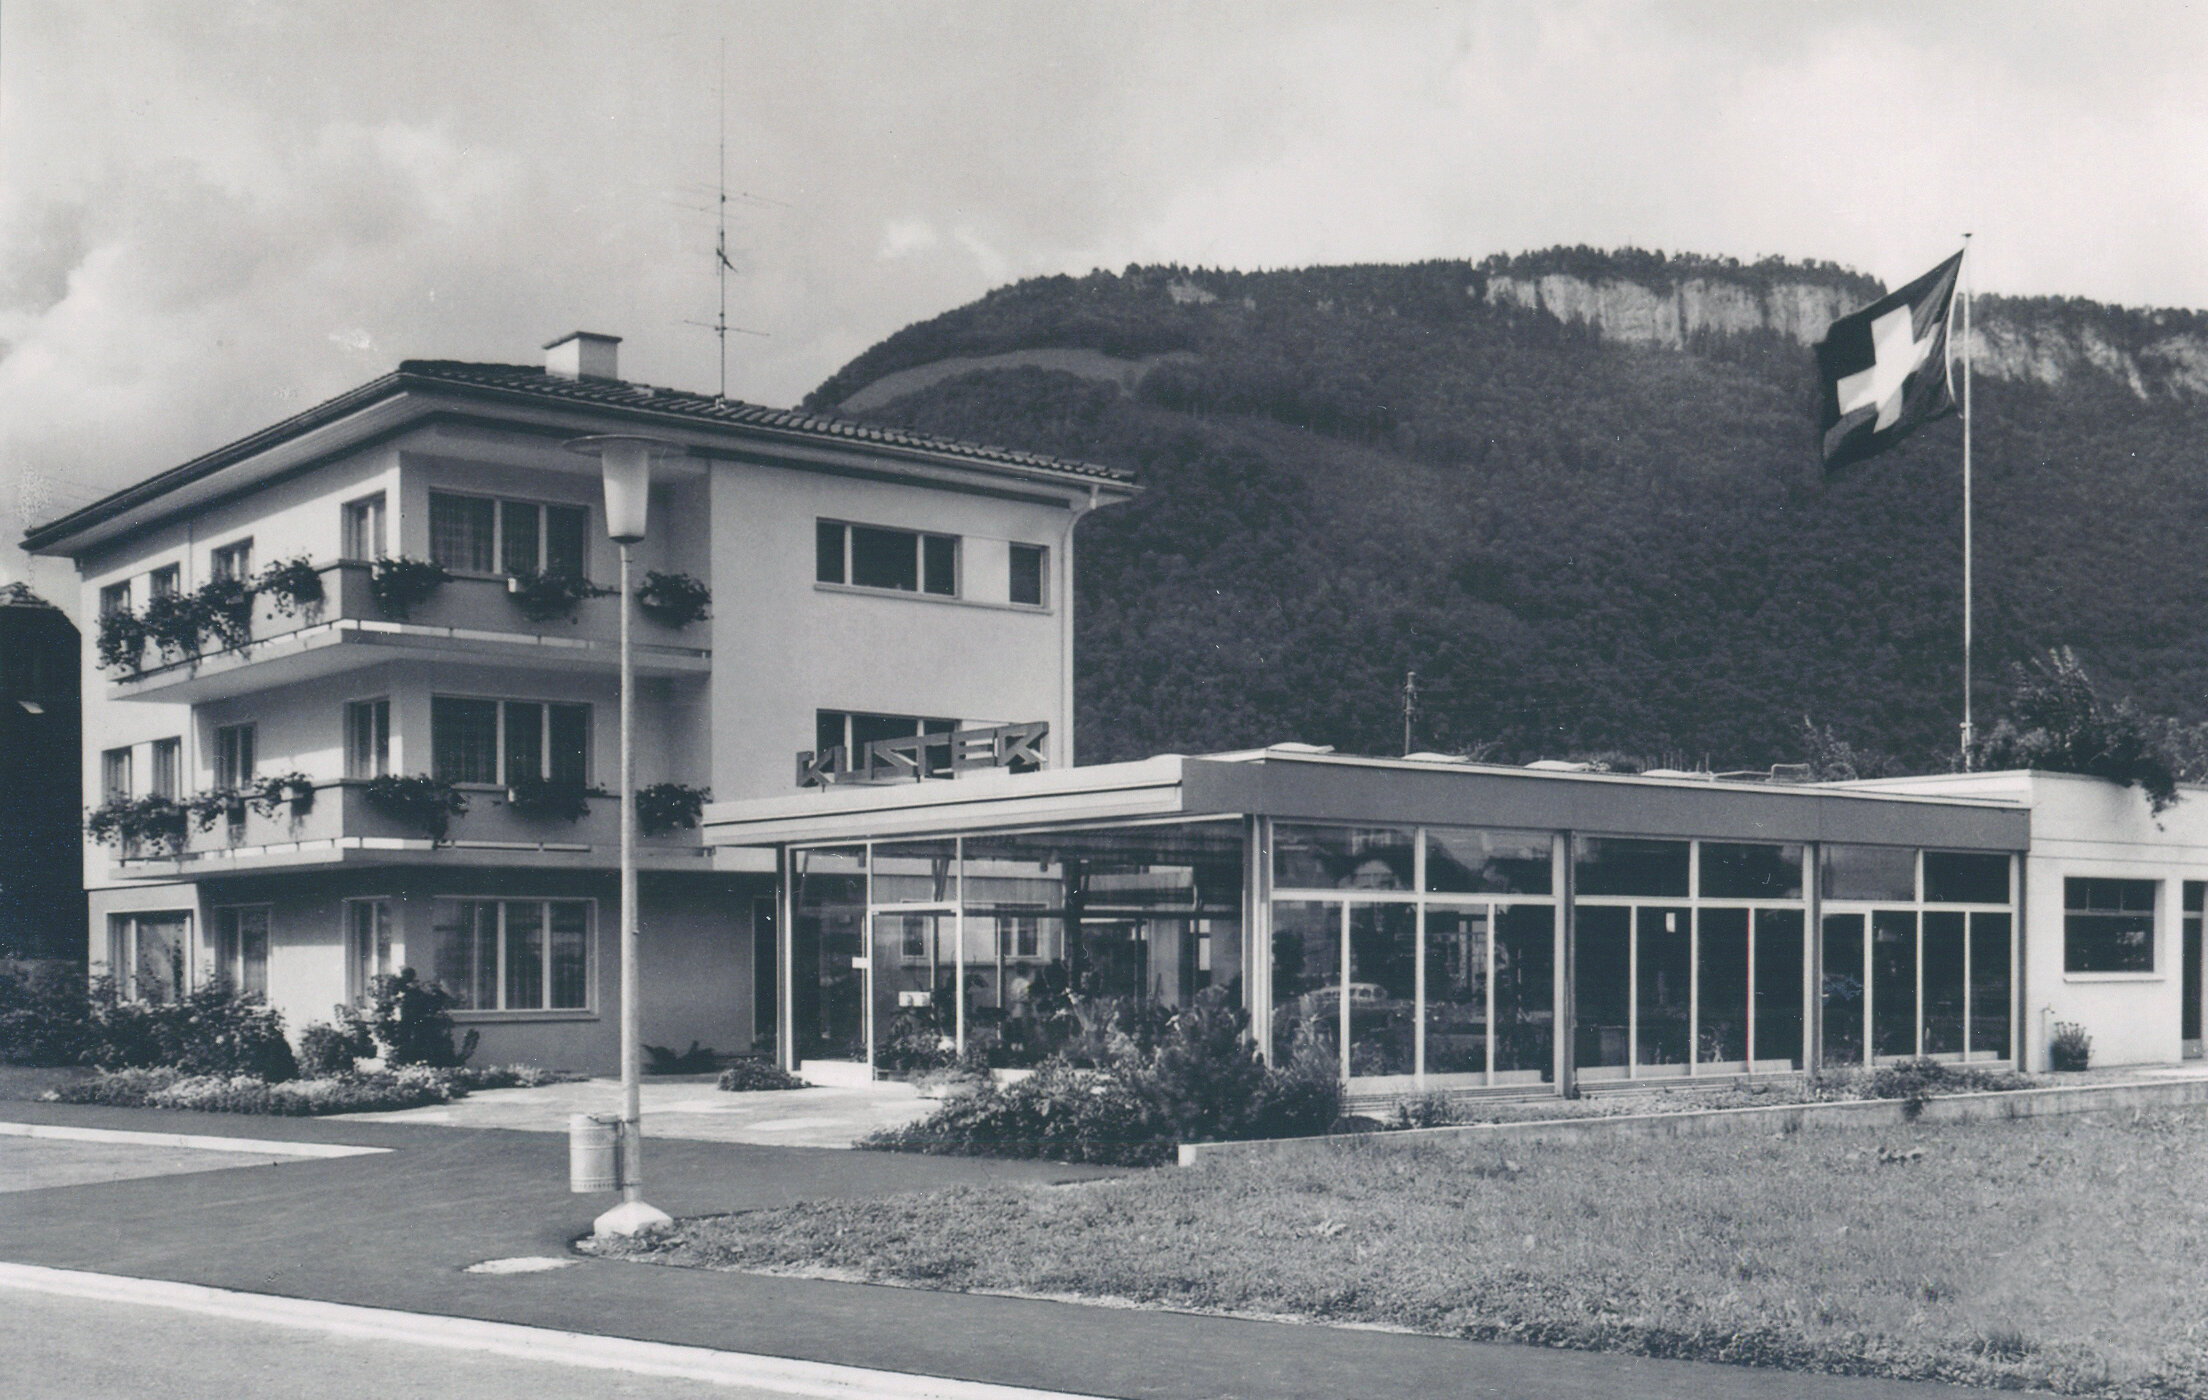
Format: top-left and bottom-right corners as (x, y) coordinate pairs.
(1009, 544), (1047, 607)
(432, 696), (590, 786)
(149, 565), (180, 599)
(429, 492), (587, 578)
(99, 582), (132, 618)
(210, 540), (254, 582)
(101, 747), (132, 800)
(149, 738), (181, 799)
(2065, 877), (2155, 973)
(347, 699), (391, 778)
(215, 723), (257, 790)
(815, 521), (957, 597)
(343, 494), (387, 561)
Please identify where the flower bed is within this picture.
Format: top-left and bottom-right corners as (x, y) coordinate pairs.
(45, 1062), (577, 1116)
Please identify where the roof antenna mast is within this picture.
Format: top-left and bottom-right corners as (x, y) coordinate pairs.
(713, 39), (732, 404)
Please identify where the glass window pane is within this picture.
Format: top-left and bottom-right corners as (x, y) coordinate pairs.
(237, 907), (269, 997)
(1574, 905), (1631, 1069)
(794, 847), (867, 1062)
(1271, 901), (1340, 1065)
(1425, 827), (1552, 895)
(549, 903), (589, 1009)
(548, 704), (589, 785)
(1971, 913), (2012, 1056)
(815, 522), (845, 583)
(1636, 907), (1691, 1070)
(1347, 904), (1415, 1077)
(499, 500), (540, 576)
(1753, 909), (1805, 1068)
(1423, 906), (1488, 1076)
(2185, 893), (2204, 1043)
(1872, 910), (1918, 1057)
(544, 505), (587, 579)
(430, 493), (494, 573)
(433, 698), (500, 784)
(1699, 843), (1803, 900)
(502, 702), (543, 785)
(133, 915), (186, 1004)
(1924, 852), (2009, 904)
(504, 903), (545, 1010)
(1575, 838), (1688, 898)
(1009, 544), (1045, 606)
(347, 700), (390, 779)
(2064, 877), (2156, 972)
(1821, 913), (1865, 1066)
(344, 496), (385, 561)
(1493, 904), (1554, 1079)
(850, 525), (917, 590)
(1923, 911), (1966, 1054)
(1696, 908), (1748, 1065)
(872, 839), (959, 905)
(1821, 845), (1916, 902)
(150, 738), (180, 799)
(1274, 824), (1416, 891)
(922, 534), (957, 596)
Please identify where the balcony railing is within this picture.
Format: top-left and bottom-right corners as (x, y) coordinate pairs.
(104, 779), (710, 877)
(105, 562), (710, 702)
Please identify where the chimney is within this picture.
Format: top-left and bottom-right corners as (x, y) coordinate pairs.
(543, 332), (622, 382)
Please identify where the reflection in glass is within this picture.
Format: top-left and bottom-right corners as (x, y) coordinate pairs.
(1575, 906), (1631, 1069)
(1273, 824), (1416, 891)
(1922, 911), (1966, 1054)
(1271, 901), (1340, 1065)
(1696, 908), (1749, 1065)
(1425, 828), (1552, 895)
(794, 846), (867, 1062)
(1575, 840), (1690, 898)
(1700, 844), (1804, 900)
(1494, 905), (1555, 1079)
(1872, 910), (1918, 1058)
(504, 902), (544, 1010)
(1637, 907), (1691, 1070)
(1923, 852), (2009, 905)
(1423, 906), (1488, 1076)
(1970, 913), (2012, 1057)
(1348, 904), (1417, 1076)
(1821, 845), (1916, 903)
(1752, 909), (1805, 1068)
(1821, 913), (1865, 1066)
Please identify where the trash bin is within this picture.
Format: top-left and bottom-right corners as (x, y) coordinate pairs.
(569, 1113), (623, 1193)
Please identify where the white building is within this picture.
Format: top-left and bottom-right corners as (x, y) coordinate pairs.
(23, 332), (1134, 1071)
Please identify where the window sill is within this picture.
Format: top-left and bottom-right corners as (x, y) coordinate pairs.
(2062, 971), (2161, 983)
(813, 581), (1051, 614)
(451, 1009), (600, 1022)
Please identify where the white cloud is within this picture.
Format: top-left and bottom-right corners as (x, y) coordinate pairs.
(878, 218), (940, 259)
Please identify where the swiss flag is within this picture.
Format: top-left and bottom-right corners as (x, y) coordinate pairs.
(1814, 251), (1963, 471)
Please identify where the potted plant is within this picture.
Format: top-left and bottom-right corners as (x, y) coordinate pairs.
(251, 771), (317, 818)
(194, 576), (258, 652)
(255, 556), (325, 616)
(361, 774), (468, 841)
(369, 558), (450, 620)
(507, 569), (613, 623)
(84, 794), (190, 856)
(188, 788), (250, 834)
(505, 774), (593, 822)
(141, 589), (204, 662)
(635, 571), (711, 628)
(96, 608), (148, 674)
(635, 781), (709, 835)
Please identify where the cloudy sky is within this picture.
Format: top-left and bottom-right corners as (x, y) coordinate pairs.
(5, 1), (2206, 595)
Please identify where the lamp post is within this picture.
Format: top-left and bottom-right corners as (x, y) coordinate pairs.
(565, 434), (682, 1237)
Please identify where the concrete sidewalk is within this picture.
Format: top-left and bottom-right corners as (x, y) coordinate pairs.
(340, 1074), (938, 1148)
(0, 1099), (2010, 1400)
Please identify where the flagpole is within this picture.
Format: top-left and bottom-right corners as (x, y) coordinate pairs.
(1959, 233), (1974, 768)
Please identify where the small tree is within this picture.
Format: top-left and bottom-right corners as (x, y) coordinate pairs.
(363, 969), (478, 1067)
(1969, 648), (2179, 811)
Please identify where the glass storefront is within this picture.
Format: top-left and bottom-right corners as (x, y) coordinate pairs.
(1819, 846), (2016, 1064)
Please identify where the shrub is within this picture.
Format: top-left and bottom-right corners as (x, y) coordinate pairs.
(369, 557), (449, 620)
(255, 556), (325, 615)
(83, 981), (298, 1082)
(49, 1066), (462, 1116)
(877, 1011), (957, 1074)
(362, 969), (477, 1067)
(362, 775), (467, 841)
(864, 1058), (1176, 1166)
(85, 795), (190, 855)
(2050, 1022), (2093, 1072)
(645, 1040), (721, 1074)
(0, 966), (95, 1066)
(1387, 1091), (1462, 1130)
(507, 569), (613, 622)
(505, 775), (592, 823)
(252, 771), (317, 818)
(1860, 1057), (2038, 1118)
(1969, 648), (2181, 812)
(193, 576), (257, 652)
(296, 1019), (373, 1078)
(141, 588), (204, 661)
(635, 571), (712, 628)
(95, 608), (147, 673)
(635, 782), (708, 836)
(719, 1059), (808, 1092)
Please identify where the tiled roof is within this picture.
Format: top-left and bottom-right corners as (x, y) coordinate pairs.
(395, 360), (1134, 484)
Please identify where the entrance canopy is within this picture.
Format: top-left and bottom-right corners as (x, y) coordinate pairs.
(702, 747), (2031, 1093)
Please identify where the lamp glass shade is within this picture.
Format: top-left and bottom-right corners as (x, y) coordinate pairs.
(601, 442), (652, 543)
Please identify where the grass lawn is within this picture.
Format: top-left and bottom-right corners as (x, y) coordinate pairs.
(589, 1106), (2208, 1397)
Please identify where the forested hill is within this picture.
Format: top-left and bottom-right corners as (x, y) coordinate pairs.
(808, 251), (2208, 772)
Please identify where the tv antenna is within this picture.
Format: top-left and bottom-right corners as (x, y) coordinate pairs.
(688, 40), (769, 403)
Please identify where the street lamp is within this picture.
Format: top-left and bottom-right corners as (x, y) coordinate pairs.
(565, 434), (683, 1238)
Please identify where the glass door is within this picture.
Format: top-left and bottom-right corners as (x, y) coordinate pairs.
(871, 910), (957, 1070)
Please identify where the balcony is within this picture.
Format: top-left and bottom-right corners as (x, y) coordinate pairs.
(105, 562), (710, 703)
(104, 779), (712, 878)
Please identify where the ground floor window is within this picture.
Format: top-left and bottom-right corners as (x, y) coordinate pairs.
(213, 906), (269, 996)
(1820, 909), (2011, 1062)
(2185, 883), (2203, 1047)
(427, 898), (592, 1011)
(107, 912), (190, 1003)
(2064, 878), (2156, 973)
(1573, 903), (1804, 1078)
(347, 899), (393, 1002)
